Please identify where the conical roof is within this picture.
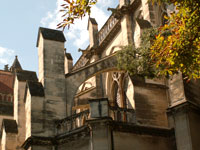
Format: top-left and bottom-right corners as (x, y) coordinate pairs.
(10, 56), (22, 72)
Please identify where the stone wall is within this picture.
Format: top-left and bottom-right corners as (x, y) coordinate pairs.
(113, 131), (175, 150)
(188, 111), (200, 150)
(37, 28), (67, 136)
(14, 77), (26, 146)
(134, 81), (169, 127)
(58, 136), (90, 150)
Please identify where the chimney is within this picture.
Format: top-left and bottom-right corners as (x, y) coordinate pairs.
(88, 18), (98, 48)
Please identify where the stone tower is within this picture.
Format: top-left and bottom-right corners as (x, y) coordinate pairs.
(36, 27), (67, 136)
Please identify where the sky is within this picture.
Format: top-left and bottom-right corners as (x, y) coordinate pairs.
(0, 0), (118, 72)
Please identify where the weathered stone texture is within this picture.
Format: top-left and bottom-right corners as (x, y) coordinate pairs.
(1, 1), (200, 150)
(113, 131), (176, 150)
(168, 73), (186, 107)
(58, 136), (90, 150)
(134, 83), (168, 127)
(173, 111), (192, 150)
(188, 111), (200, 150)
(37, 28), (66, 136)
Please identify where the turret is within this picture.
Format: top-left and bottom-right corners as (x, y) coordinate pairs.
(10, 56), (22, 73)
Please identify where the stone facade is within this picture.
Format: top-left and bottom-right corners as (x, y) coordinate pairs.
(0, 0), (200, 150)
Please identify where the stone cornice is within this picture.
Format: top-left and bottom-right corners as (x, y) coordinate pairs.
(22, 118), (175, 149)
(21, 126), (90, 149)
(109, 121), (174, 137)
(56, 126), (90, 145)
(167, 101), (200, 115)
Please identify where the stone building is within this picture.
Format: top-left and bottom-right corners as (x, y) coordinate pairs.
(0, 56), (23, 131)
(0, 0), (200, 150)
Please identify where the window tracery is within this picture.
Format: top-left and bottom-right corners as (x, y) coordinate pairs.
(111, 72), (134, 109)
(112, 72), (126, 108)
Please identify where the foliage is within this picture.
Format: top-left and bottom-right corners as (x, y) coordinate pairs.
(151, 0), (200, 79)
(117, 28), (159, 78)
(118, 0), (200, 79)
(58, 0), (200, 79)
(57, 0), (97, 29)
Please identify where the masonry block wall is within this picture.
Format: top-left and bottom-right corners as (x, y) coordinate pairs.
(37, 28), (67, 136)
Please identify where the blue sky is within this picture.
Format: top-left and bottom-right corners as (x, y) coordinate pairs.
(0, 0), (118, 72)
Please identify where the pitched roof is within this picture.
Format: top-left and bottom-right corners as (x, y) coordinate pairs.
(10, 56), (22, 72)
(0, 70), (14, 94)
(26, 81), (44, 97)
(0, 82), (13, 94)
(36, 27), (66, 47)
(2, 119), (18, 134)
(16, 70), (38, 82)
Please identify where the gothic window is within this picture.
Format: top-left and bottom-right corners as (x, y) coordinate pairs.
(112, 72), (126, 108)
(113, 81), (122, 107)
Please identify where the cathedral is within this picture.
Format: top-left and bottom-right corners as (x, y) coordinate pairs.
(0, 0), (200, 150)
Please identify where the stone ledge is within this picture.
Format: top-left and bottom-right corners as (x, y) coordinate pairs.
(110, 121), (174, 137)
(22, 126), (90, 149)
(167, 101), (200, 115)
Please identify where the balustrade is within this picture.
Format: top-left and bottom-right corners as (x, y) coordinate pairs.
(56, 102), (135, 135)
(109, 106), (136, 123)
(56, 109), (90, 135)
(98, 15), (119, 44)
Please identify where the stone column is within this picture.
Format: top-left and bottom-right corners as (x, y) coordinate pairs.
(88, 118), (113, 150)
(88, 98), (112, 150)
(119, 0), (134, 45)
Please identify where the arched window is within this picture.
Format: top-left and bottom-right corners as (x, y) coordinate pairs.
(113, 81), (121, 107)
(4, 95), (7, 101)
(112, 72), (126, 108)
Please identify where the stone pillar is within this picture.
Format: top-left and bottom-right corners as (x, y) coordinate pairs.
(119, 0), (134, 45)
(88, 99), (112, 150)
(89, 98), (109, 118)
(1, 119), (18, 150)
(168, 73), (186, 107)
(37, 27), (67, 136)
(88, 118), (113, 150)
(13, 76), (27, 146)
(24, 81), (45, 139)
(168, 105), (194, 150)
(174, 111), (192, 150)
(64, 50), (73, 74)
(88, 18), (98, 48)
